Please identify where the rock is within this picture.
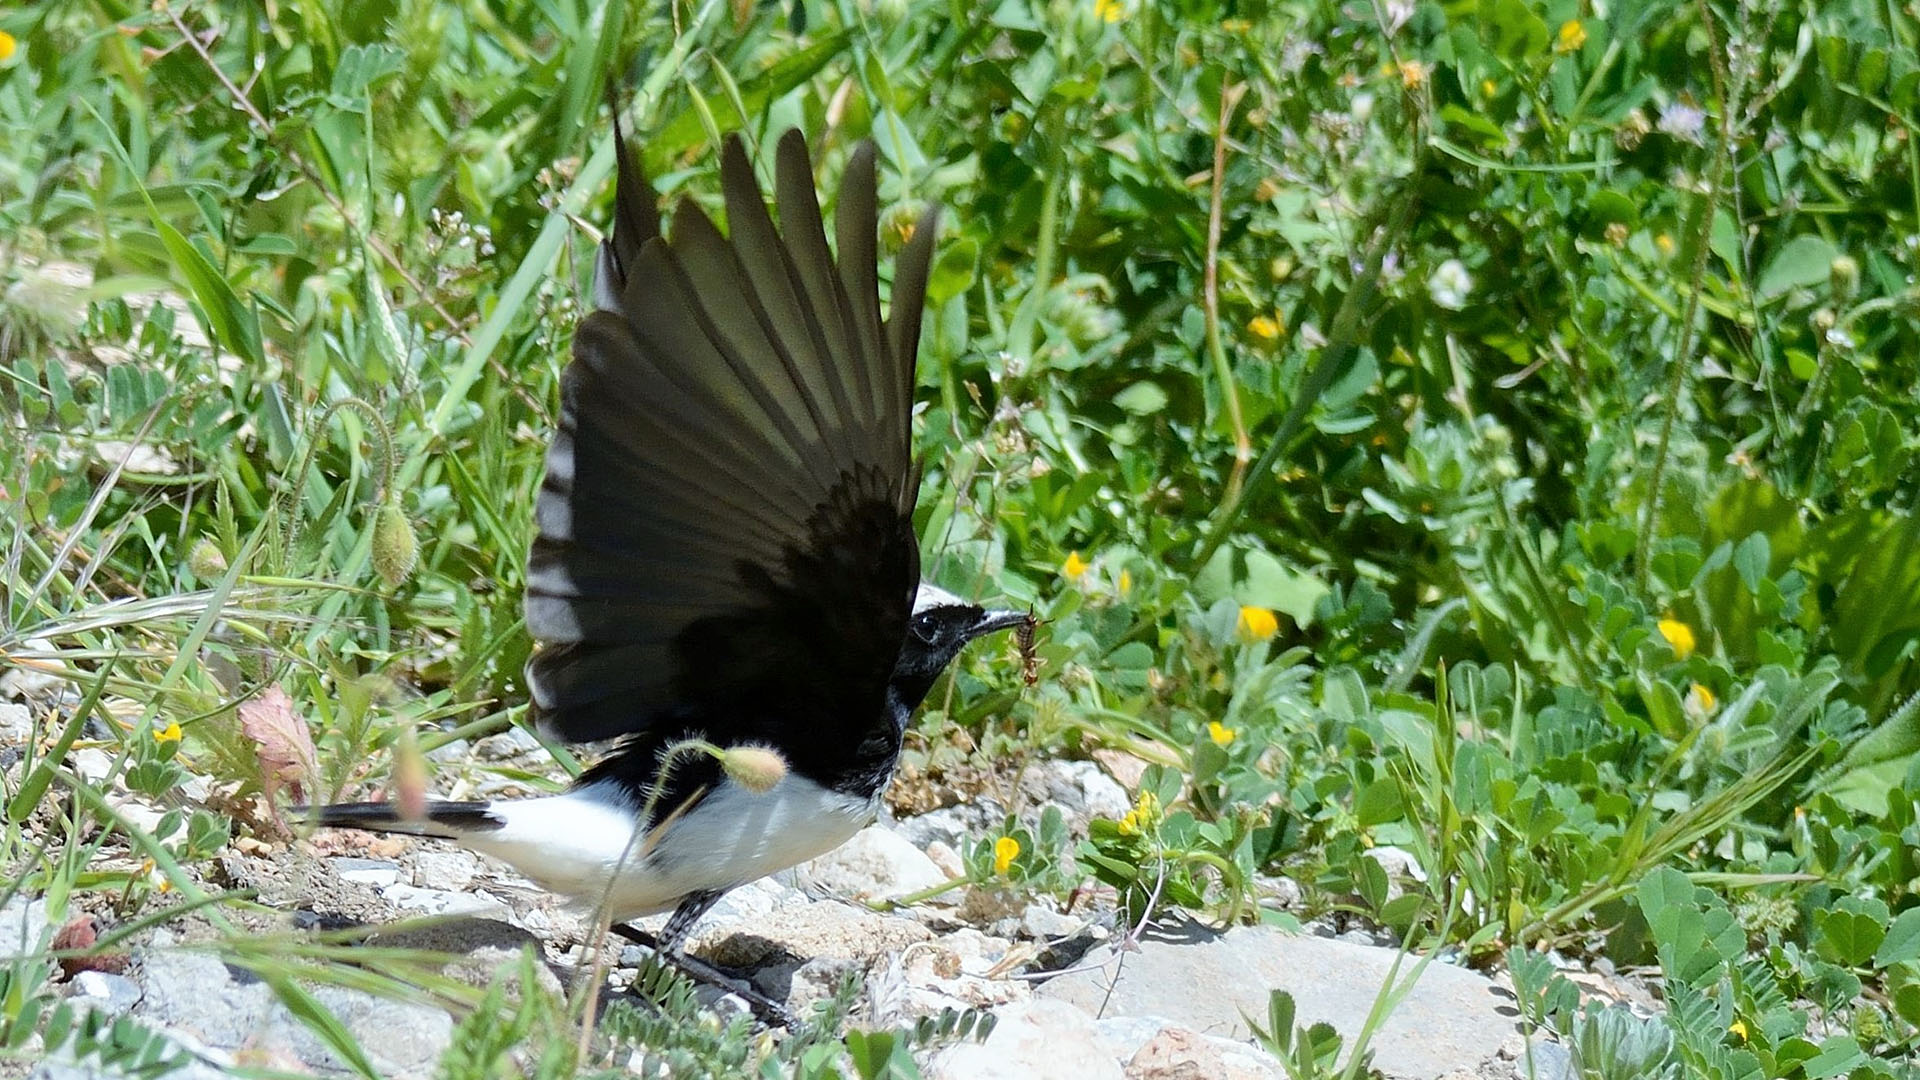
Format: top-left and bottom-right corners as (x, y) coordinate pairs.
(69, 748), (113, 784)
(0, 643), (63, 700)
(368, 916), (563, 997)
(930, 998), (1124, 1080)
(703, 900), (930, 970)
(1020, 760), (1130, 827)
(869, 928), (1028, 1023)
(283, 984), (452, 1077)
(1125, 1026), (1282, 1080)
(0, 895), (51, 960)
(329, 857), (402, 887)
(134, 946), (275, 1050)
(382, 883), (512, 921)
(69, 970), (142, 1015)
(893, 802), (1001, 852)
(1037, 923), (1517, 1080)
(0, 703), (31, 744)
(30, 1057), (228, 1080)
(412, 849), (479, 891)
(925, 840), (966, 879)
(473, 727), (540, 760)
(134, 939), (451, 1077)
(425, 737), (471, 763)
(1022, 903), (1084, 940)
(796, 826), (949, 902)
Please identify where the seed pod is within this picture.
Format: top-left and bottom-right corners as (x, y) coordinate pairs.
(188, 538), (228, 580)
(372, 500), (418, 588)
(721, 745), (788, 794)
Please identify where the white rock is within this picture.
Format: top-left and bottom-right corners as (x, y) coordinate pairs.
(795, 826), (948, 902)
(930, 998), (1123, 1080)
(0, 896), (51, 960)
(473, 728), (539, 760)
(0, 703), (32, 744)
(330, 857), (402, 887)
(925, 840), (966, 879)
(70, 970), (143, 1015)
(1022, 903), (1084, 940)
(412, 849), (479, 891)
(69, 748), (113, 784)
(383, 884), (512, 920)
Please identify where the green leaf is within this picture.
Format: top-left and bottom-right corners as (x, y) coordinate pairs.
(1113, 381), (1169, 415)
(1814, 909), (1885, 967)
(1873, 908), (1920, 968)
(1800, 1036), (1867, 1079)
(1757, 234), (1840, 300)
(1240, 551), (1330, 628)
(259, 974), (381, 1079)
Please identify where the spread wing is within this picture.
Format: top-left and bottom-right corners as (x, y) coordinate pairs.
(524, 123), (940, 745)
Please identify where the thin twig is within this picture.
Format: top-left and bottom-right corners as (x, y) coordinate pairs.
(1203, 79), (1252, 502)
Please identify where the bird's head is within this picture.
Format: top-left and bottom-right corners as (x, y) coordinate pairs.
(889, 583), (1027, 710)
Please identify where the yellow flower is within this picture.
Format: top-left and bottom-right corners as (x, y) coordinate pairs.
(1480, 78), (1497, 98)
(1117, 569), (1133, 598)
(1094, 0), (1124, 22)
(1689, 682), (1716, 714)
(1555, 20), (1587, 53)
(993, 836), (1020, 875)
(1655, 233), (1675, 257)
(1247, 315), (1281, 342)
(1729, 1018), (1748, 1042)
(154, 721), (183, 744)
(1397, 60), (1429, 90)
(1062, 551), (1090, 580)
(0, 31), (15, 62)
(1208, 721), (1237, 747)
(1118, 812), (1140, 835)
(1237, 605), (1279, 643)
(1657, 618), (1696, 659)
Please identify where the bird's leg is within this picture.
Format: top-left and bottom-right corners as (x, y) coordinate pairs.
(614, 891), (799, 1028)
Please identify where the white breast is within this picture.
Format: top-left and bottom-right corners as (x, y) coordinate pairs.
(461, 776), (877, 921)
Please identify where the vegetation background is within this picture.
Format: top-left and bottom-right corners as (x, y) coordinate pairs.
(3, 0), (1919, 1074)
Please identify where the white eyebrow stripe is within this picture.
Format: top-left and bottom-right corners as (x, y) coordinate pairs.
(912, 582), (965, 614)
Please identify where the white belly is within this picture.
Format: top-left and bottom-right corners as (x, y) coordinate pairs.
(463, 777), (877, 920)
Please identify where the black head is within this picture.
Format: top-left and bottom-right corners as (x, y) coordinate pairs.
(889, 584), (1026, 711)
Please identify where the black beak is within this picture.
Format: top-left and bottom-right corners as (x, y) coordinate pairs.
(969, 609), (1030, 641)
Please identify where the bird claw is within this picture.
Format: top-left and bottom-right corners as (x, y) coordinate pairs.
(612, 922), (799, 1029)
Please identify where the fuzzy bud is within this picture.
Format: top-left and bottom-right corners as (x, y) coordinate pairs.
(188, 538), (228, 580)
(721, 745), (788, 794)
(1829, 255), (1859, 302)
(371, 501), (417, 588)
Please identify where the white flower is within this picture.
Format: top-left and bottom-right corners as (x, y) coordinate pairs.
(1428, 259), (1473, 310)
(1658, 101), (1707, 145)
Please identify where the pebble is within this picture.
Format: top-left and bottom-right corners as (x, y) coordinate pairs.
(796, 826), (949, 902)
(473, 727), (540, 760)
(930, 998), (1122, 1080)
(412, 849), (479, 891)
(0, 896), (51, 960)
(383, 884), (513, 920)
(69, 970), (143, 1015)
(1021, 903), (1084, 941)
(1038, 923), (1516, 1080)
(330, 857), (403, 887)
(0, 703), (31, 744)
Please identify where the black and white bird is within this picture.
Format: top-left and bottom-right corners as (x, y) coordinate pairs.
(307, 116), (1024, 1012)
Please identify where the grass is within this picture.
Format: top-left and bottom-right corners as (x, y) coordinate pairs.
(4, 0), (1920, 1076)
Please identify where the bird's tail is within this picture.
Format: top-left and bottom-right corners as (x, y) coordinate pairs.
(298, 800), (504, 839)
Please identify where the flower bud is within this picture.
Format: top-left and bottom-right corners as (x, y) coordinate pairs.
(188, 538), (228, 580)
(1829, 255), (1859, 302)
(372, 500), (417, 588)
(722, 745), (788, 794)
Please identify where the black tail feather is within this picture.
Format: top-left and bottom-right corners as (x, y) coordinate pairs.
(297, 800), (504, 838)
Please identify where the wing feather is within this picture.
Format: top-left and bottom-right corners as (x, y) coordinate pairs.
(525, 118), (933, 747)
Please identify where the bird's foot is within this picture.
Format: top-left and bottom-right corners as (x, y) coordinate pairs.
(611, 923), (800, 1029)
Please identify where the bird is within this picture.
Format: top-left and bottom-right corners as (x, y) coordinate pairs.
(303, 112), (1026, 1022)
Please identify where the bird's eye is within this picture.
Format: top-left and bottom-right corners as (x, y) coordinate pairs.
(910, 612), (941, 641)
